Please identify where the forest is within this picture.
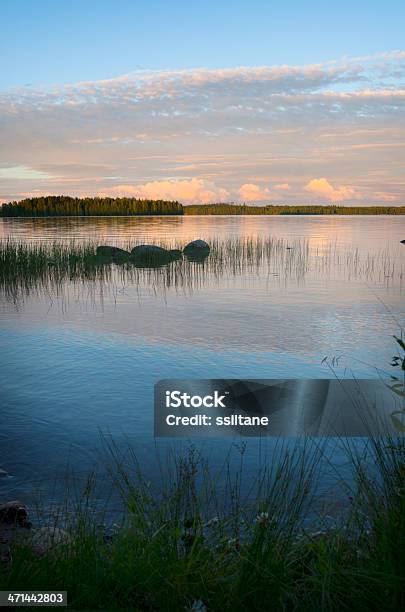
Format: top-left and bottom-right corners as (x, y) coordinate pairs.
(0, 196), (184, 217)
(185, 203), (405, 215)
(1, 197), (405, 216)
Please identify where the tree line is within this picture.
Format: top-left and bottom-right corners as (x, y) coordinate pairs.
(1, 197), (404, 217)
(184, 204), (405, 215)
(0, 196), (184, 217)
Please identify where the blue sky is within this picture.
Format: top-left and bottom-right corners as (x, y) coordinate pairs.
(0, 1), (404, 204)
(1, 0), (405, 89)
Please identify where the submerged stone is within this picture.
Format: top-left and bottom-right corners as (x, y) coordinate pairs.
(168, 249), (182, 258)
(96, 246), (130, 261)
(131, 244), (169, 258)
(131, 244), (182, 267)
(183, 240), (210, 254)
(183, 239), (210, 262)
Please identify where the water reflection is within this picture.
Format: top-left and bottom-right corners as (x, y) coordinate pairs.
(0, 235), (403, 306)
(0, 216), (404, 512)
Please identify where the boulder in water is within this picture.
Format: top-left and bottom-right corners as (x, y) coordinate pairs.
(183, 239), (210, 261)
(183, 239), (210, 254)
(168, 249), (182, 258)
(131, 244), (169, 258)
(131, 244), (182, 267)
(96, 246), (130, 261)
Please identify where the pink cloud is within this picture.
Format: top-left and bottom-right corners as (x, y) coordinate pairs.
(1, 51), (405, 206)
(273, 183), (290, 191)
(374, 192), (400, 202)
(99, 178), (229, 204)
(239, 183), (273, 202)
(304, 177), (362, 202)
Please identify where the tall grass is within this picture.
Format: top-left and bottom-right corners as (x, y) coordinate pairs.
(1, 434), (404, 610)
(1, 237), (402, 304)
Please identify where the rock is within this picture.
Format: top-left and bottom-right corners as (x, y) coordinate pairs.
(29, 526), (71, 557)
(168, 249), (182, 258)
(0, 501), (29, 526)
(131, 244), (168, 258)
(183, 240), (210, 262)
(0, 501), (31, 564)
(183, 240), (210, 254)
(0, 501), (71, 561)
(184, 251), (210, 263)
(131, 244), (182, 267)
(0, 522), (33, 563)
(96, 245), (130, 261)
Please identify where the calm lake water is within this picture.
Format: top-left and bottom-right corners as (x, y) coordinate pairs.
(0, 215), (404, 515)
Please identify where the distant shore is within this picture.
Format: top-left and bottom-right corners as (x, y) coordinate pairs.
(186, 204), (405, 215)
(0, 196), (404, 217)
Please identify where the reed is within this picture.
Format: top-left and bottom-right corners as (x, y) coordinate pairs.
(1, 433), (404, 610)
(0, 237), (402, 303)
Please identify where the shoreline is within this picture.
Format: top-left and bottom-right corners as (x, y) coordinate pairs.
(1, 196), (404, 217)
(1, 212), (405, 218)
(1, 436), (404, 610)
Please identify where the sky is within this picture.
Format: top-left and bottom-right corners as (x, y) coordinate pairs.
(0, 0), (404, 205)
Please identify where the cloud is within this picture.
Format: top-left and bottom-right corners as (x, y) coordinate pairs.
(0, 165), (52, 180)
(304, 178), (362, 202)
(239, 183), (273, 202)
(0, 51), (404, 204)
(99, 178), (230, 204)
(374, 191), (400, 202)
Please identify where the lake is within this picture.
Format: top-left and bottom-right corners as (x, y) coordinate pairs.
(0, 215), (404, 517)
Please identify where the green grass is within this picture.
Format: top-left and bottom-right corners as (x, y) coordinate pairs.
(1, 334), (404, 609)
(0, 237), (402, 304)
(1, 241), (404, 608)
(1, 435), (405, 611)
